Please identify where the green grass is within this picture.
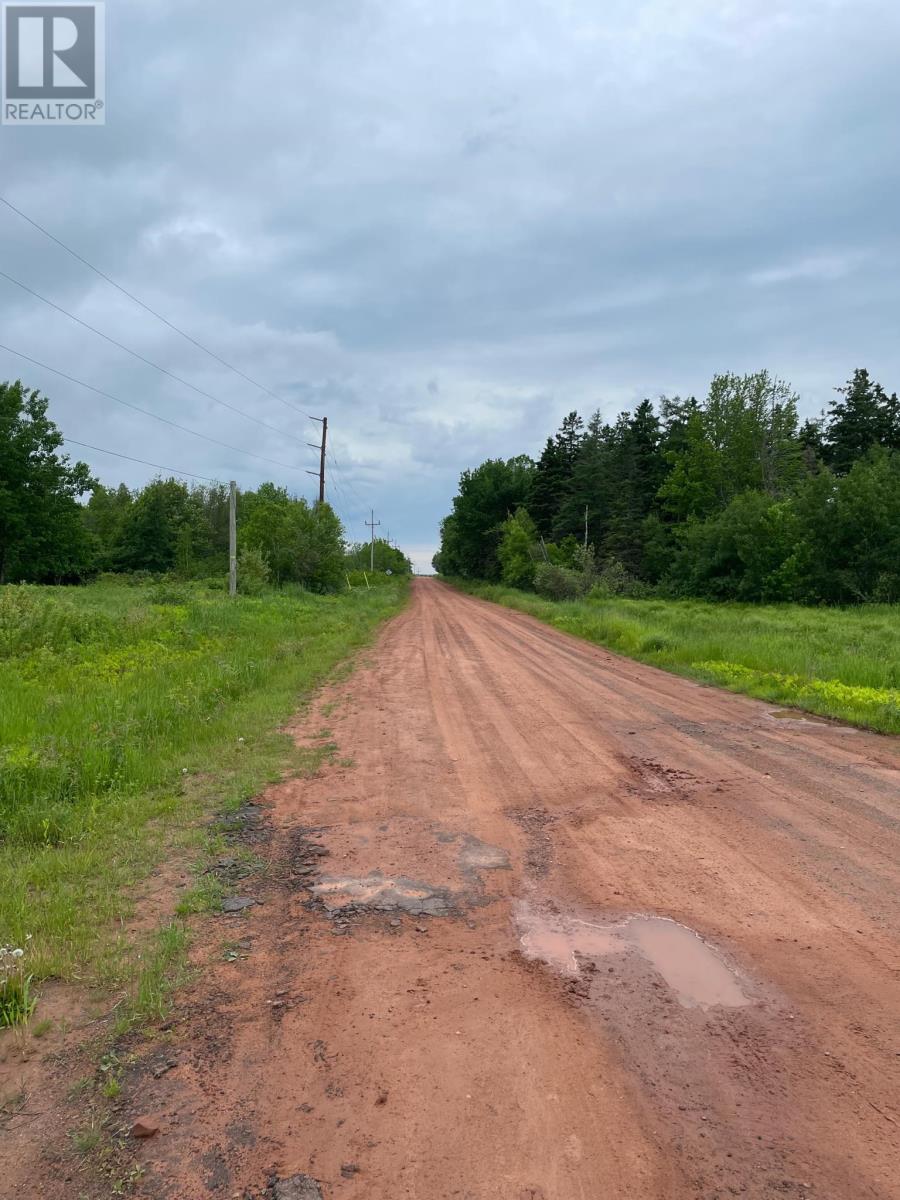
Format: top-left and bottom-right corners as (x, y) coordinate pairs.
(448, 581), (900, 734)
(0, 579), (407, 989)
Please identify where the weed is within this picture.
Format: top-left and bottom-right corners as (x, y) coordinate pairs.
(175, 874), (224, 916)
(71, 1118), (102, 1156)
(118, 922), (190, 1031)
(30, 1018), (53, 1038)
(0, 581), (407, 991)
(0, 937), (36, 1027)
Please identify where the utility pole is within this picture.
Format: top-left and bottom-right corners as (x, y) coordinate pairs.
(229, 480), (237, 597)
(366, 509), (381, 572)
(306, 416), (328, 504)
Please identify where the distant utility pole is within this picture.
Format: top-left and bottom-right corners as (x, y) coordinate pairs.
(366, 509), (381, 572)
(229, 480), (237, 597)
(306, 416), (328, 504)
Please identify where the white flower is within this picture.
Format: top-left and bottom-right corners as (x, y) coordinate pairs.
(11, 948), (24, 958)
(181, 768), (188, 775)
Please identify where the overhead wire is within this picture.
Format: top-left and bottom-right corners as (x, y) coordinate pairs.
(0, 267), (317, 450)
(0, 193), (322, 423)
(0, 343), (308, 475)
(62, 438), (219, 483)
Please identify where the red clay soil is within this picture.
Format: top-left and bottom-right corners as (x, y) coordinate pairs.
(8, 579), (900, 1199)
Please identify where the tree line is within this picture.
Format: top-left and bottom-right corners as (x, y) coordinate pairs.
(434, 369), (900, 604)
(0, 380), (411, 591)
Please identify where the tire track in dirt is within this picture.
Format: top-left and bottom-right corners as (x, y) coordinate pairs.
(22, 578), (898, 1200)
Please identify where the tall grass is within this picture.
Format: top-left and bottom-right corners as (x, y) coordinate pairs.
(450, 582), (900, 734)
(0, 580), (406, 981)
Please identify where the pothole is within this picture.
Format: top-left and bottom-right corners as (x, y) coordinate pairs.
(515, 903), (749, 1009)
(311, 873), (453, 916)
(458, 835), (511, 872)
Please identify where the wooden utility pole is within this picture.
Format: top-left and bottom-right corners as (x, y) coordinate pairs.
(228, 480), (237, 597)
(306, 416), (328, 503)
(366, 509), (381, 572)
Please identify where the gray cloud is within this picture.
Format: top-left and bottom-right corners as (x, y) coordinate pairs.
(1, 0), (898, 571)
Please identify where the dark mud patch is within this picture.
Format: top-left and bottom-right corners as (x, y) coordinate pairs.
(623, 757), (701, 804)
(216, 801), (271, 847)
(506, 807), (556, 878)
(267, 1175), (323, 1200)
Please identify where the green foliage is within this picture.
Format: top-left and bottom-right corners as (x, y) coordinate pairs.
(437, 456), (534, 580)
(237, 546), (270, 596)
(0, 936), (35, 1026)
(240, 485), (344, 591)
(435, 367), (900, 606)
(498, 507), (538, 590)
(344, 569), (401, 588)
(0, 381), (95, 584)
(528, 412), (584, 537)
(0, 578), (407, 985)
(449, 581), (900, 733)
(345, 538), (411, 575)
(0, 585), (112, 657)
(823, 368), (900, 474)
(534, 562), (585, 601)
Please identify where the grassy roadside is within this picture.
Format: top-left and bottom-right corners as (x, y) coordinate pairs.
(445, 580), (900, 734)
(0, 579), (407, 999)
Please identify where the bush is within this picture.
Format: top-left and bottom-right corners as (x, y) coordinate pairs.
(237, 547), (271, 596)
(534, 562), (586, 600)
(498, 508), (539, 590)
(588, 557), (650, 599)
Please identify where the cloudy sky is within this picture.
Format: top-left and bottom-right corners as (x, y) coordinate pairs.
(1, 0), (898, 571)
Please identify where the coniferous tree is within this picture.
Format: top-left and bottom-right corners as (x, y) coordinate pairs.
(824, 369), (900, 473)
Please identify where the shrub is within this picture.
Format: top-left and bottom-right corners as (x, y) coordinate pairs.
(534, 562), (586, 600)
(237, 547), (271, 596)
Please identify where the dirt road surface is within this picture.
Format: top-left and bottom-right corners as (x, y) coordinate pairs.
(30, 580), (900, 1198)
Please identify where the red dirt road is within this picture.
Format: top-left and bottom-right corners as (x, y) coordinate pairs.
(67, 582), (900, 1196)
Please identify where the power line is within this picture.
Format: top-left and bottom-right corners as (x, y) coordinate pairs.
(62, 438), (219, 483)
(0, 268), (317, 450)
(0, 342), (306, 475)
(328, 442), (369, 513)
(0, 193), (322, 424)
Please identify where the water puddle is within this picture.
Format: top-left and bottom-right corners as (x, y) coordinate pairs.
(311, 873), (452, 915)
(516, 905), (749, 1009)
(768, 710), (834, 726)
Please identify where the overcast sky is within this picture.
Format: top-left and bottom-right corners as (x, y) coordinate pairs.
(1, 0), (898, 571)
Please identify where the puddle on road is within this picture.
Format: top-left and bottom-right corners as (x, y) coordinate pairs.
(767, 709), (844, 727)
(311, 873), (452, 916)
(516, 904), (749, 1009)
